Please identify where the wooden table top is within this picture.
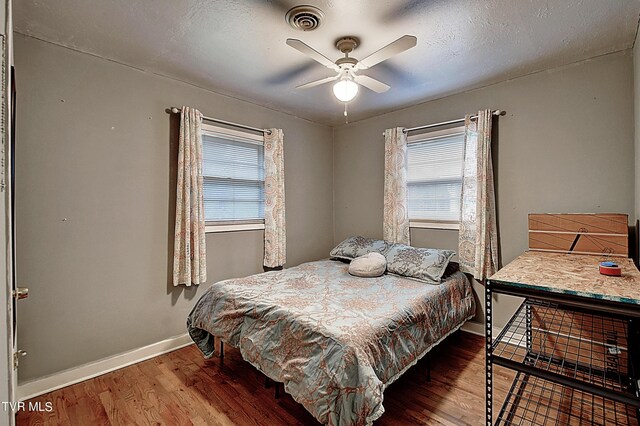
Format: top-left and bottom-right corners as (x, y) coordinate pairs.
(489, 251), (640, 305)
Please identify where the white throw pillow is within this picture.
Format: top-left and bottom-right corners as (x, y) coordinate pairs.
(348, 252), (387, 278)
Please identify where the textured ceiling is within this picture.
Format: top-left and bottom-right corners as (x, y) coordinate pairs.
(14, 0), (640, 125)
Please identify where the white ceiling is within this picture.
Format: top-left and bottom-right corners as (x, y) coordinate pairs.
(14, 0), (640, 126)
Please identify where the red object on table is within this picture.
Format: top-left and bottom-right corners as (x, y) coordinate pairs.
(599, 262), (622, 276)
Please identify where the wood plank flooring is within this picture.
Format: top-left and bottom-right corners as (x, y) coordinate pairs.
(17, 332), (512, 425)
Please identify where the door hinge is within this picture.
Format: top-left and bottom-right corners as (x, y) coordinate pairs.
(13, 287), (28, 300)
(13, 350), (26, 369)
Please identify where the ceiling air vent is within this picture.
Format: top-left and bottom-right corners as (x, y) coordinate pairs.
(286, 5), (324, 31)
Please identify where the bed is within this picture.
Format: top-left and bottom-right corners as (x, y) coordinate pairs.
(187, 258), (475, 426)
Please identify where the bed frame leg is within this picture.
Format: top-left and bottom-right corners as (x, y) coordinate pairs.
(426, 354), (431, 382)
(275, 383), (282, 399)
(219, 340), (224, 360)
(265, 377), (272, 388)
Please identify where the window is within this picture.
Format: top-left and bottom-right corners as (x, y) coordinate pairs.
(201, 123), (265, 233)
(407, 126), (465, 229)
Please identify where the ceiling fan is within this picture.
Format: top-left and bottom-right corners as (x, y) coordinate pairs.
(286, 35), (417, 103)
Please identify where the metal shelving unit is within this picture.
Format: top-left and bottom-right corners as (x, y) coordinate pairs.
(489, 299), (639, 425)
(497, 371), (637, 425)
(487, 279), (640, 426)
(486, 214), (640, 425)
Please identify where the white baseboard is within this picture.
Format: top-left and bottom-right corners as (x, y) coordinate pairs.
(17, 333), (193, 401)
(460, 320), (485, 336)
(19, 322), (514, 401)
(460, 320), (507, 339)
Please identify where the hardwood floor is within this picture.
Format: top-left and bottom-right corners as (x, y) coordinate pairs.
(17, 332), (512, 425)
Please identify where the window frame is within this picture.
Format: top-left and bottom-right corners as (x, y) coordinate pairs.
(406, 125), (465, 231)
(201, 123), (266, 234)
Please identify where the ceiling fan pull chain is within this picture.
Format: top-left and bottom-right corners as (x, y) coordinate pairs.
(344, 103), (349, 124)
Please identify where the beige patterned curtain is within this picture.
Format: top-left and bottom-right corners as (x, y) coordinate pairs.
(458, 110), (499, 281)
(264, 129), (286, 268)
(383, 127), (410, 245)
(173, 106), (207, 286)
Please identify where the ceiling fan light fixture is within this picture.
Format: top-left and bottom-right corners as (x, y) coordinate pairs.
(287, 34), (417, 108)
(333, 78), (359, 102)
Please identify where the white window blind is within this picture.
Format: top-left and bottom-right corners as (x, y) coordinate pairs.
(201, 128), (264, 223)
(407, 129), (464, 222)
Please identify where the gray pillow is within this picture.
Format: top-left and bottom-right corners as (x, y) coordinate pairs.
(348, 253), (387, 277)
(385, 244), (456, 283)
(330, 236), (392, 260)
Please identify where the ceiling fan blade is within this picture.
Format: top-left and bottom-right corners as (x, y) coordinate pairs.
(296, 75), (339, 89)
(355, 35), (417, 70)
(286, 39), (339, 71)
(353, 75), (390, 93)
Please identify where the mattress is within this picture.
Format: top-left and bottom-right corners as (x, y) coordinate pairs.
(187, 259), (476, 426)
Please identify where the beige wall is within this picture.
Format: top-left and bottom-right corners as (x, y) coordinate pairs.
(333, 50), (635, 327)
(14, 34), (334, 382)
(635, 33), (640, 226)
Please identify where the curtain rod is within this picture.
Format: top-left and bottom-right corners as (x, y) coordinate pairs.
(395, 110), (506, 135)
(169, 107), (272, 135)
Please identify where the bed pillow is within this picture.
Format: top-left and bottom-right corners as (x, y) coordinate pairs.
(385, 244), (456, 283)
(348, 252), (387, 277)
(330, 236), (392, 260)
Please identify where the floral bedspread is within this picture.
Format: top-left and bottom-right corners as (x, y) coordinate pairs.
(187, 259), (475, 426)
